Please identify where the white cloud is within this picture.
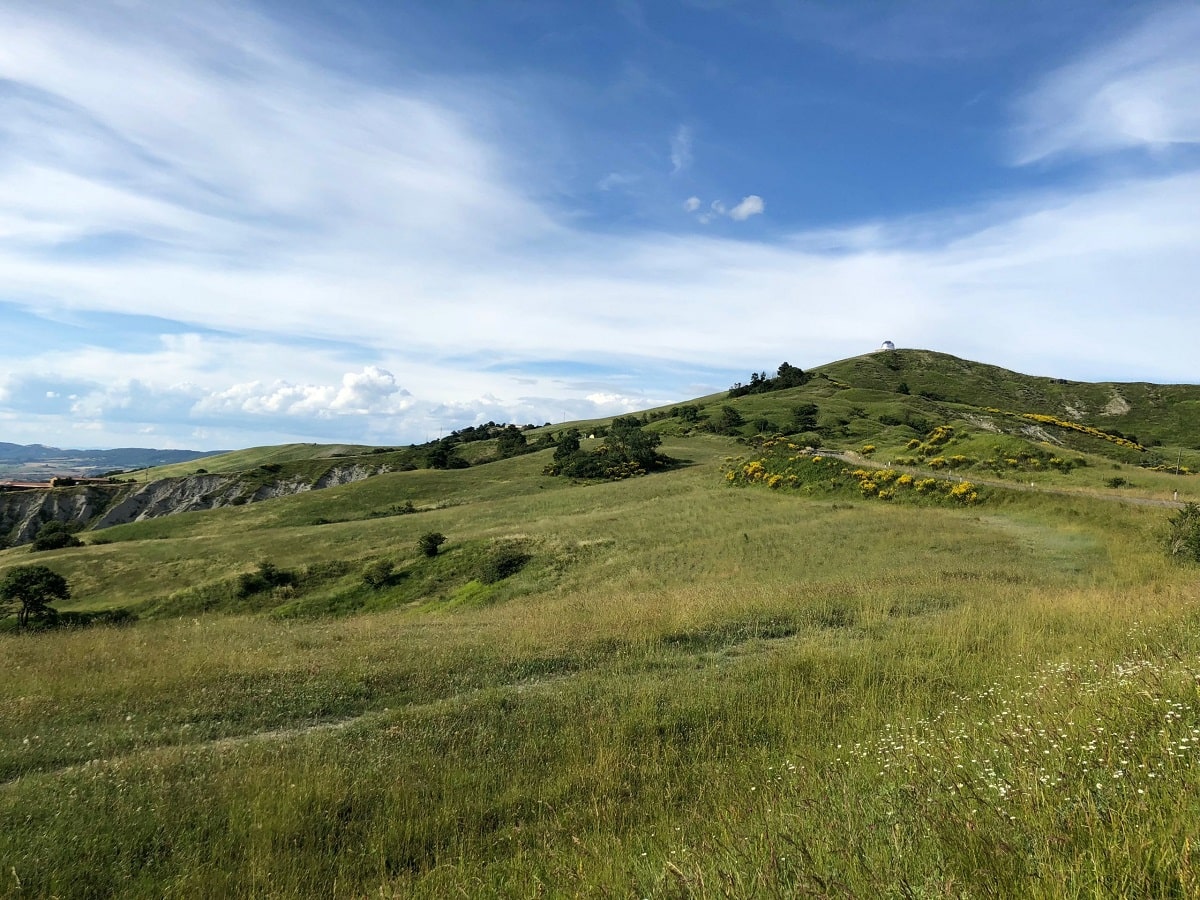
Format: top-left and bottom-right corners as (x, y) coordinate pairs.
(194, 368), (410, 419)
(1, 3), (1199, 450)
(1013, 4), (1200, 163)
(685, 195), (762, 223)
(670, 125), (693, 173)
(729, 194), (765, 221)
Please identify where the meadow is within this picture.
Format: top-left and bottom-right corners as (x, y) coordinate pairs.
(4, 422), (1200, 898)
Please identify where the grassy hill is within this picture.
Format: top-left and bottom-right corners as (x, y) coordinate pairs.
(127, 442), (378, 480)
(3, 351), (1200, 897)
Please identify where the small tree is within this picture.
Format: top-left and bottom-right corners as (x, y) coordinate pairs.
(791, 403), (819, 431)
(554, 428), (581, 463)
(418, 532), (447, 557)
(496, 425), (528, 459)
(711, 405), (745, 435)
(31, 520), (82, 552)
(606, 417), (662, 469)
(1, 565), (71, 627)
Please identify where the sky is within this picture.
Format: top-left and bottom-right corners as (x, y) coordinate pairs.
(1, 1), (1198, 450)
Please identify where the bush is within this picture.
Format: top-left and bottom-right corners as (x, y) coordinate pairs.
(362, 559), (396, 588)
(237, 561), (297, 597)
(478, 544), (531, 584)
(1166, 502), (1200, 563)
(30, 520), (83, 552)
(418, 532), (447, 557)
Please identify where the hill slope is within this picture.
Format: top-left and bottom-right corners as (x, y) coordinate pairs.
(3, 350), (1200, 896)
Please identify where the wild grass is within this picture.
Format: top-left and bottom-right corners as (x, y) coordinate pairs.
(2, 432), (1199, 897)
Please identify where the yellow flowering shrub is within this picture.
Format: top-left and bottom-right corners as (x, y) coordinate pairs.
(723, 445), (984, 506)
(949, 481), (979, 504)
(1020, 413), (1145, 451)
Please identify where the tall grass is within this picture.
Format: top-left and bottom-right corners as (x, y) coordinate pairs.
(2, 434), (1198, 896)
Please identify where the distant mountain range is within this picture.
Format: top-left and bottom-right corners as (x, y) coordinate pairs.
(0, 443), (222, 478)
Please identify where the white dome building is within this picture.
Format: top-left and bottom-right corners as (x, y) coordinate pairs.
(880, 340), (895, 351)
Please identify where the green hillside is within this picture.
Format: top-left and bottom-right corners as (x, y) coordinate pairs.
(816, 348), (1200, 448)
(129, 442), (377, 480)
(4, 351), (1200, 897)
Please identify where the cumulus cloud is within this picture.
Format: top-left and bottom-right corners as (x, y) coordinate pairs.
(1013, 4), (1200, 163)
(194, 367), (411, 419)
(729, 194), (765, 221)
(683, 196), (701, 212)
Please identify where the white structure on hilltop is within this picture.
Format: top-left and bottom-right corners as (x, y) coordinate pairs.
(880, 340), (895, 351)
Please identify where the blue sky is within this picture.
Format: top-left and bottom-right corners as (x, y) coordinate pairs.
(2, 1), (1198, 450)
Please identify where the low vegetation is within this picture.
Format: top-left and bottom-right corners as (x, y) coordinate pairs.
(3, 349), (1200, 895)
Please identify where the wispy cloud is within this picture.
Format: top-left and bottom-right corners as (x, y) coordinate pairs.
(1013, 3), (1200, 163)
(669, 124), (693, 173)
(0, 2), (1198, 449)
(685, 195), (763, 223)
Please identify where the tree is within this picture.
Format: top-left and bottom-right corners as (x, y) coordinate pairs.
(1, 565), (70, 627)
(554, 428), (581, 464)
(791, 403), (819, 431)
(606, 417), (662, 469)
(496, 425), (528, 459)
(711, 405), (745, 435)
(671, 404), (701, 424)
(775, 362), (808, 388)
(30, 520), (82, 552)
(426, 440), (468, 470)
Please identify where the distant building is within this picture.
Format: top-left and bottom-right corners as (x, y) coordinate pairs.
(880, 340), (896, 351)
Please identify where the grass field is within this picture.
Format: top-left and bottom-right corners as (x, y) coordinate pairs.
(4, 423), (1200, 897)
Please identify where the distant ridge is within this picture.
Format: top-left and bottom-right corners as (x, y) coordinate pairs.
(0, 443), (223, 478)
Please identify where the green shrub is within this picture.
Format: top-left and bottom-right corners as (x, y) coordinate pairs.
(362, 559), (395, 588)
(478, 544), (531, 584)
(418, 532), (447, 557)
(237, 561), (297, 597)
(1166, 502), (1200, 563)
(30, 521), (83, 552)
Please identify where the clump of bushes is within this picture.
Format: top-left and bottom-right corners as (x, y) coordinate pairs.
(30, 521), (83, 552)
(544, 418), (670, 480)
(237, 561), (297, 598)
